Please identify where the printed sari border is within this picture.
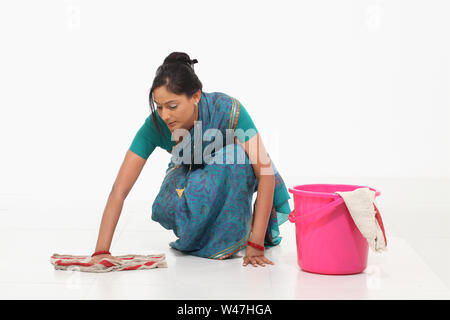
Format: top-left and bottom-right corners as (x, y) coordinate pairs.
(228, 97), (241, 131)
(217, 241), (247, 260)
(209, 230), (250, 260)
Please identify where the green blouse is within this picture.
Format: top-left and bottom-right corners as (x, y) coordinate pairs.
(129, 99), (258, 160)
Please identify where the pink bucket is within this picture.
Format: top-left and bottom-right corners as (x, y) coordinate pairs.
(288, 184), (381, 275)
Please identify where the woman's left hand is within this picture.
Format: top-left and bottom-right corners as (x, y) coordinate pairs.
(243, 246), (274, 267)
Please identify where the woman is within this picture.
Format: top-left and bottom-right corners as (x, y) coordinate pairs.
(90, 52), (291, 267)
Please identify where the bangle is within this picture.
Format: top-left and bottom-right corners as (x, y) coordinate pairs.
(247, 241), (264, 251)
(92, 250), (111, 257)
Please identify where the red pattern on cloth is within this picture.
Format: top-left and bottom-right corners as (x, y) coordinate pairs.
(50, 253), (167, 272)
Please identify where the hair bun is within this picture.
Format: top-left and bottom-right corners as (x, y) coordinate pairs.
(163, 52), (197, 69)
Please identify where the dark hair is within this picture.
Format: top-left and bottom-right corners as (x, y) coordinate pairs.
(149, 52), (202, 136)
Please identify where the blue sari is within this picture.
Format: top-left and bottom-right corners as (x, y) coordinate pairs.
(151, 92), (291, 260)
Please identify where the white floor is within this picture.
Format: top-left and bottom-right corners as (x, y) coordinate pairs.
(1, 178), (450, 300)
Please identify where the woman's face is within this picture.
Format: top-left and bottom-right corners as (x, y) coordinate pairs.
(153, 86), (200, 133)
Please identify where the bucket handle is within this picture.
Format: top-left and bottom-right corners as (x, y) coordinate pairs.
(288, 196), (345, 226)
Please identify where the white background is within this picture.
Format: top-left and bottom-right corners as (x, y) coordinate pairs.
(0, 0), (449, 237)
(1, 0), (450, 299)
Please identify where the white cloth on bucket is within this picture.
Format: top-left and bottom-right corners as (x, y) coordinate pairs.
(335, 187), (387, 253)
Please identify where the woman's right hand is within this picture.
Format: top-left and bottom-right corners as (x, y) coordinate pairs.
(89, 253), (123, 265)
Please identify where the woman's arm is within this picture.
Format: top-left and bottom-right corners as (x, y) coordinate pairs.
(237, 133), (275, 245)
(93, 149), (147, 253)
(249, 175), (275, 244)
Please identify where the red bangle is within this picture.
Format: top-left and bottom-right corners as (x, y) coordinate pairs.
(247, 241), (264, 251)
(91, 250), (111, 257)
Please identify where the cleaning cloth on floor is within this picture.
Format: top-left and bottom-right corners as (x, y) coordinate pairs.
(50, 253), (168, 272)
(336, 187), (387, 253)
